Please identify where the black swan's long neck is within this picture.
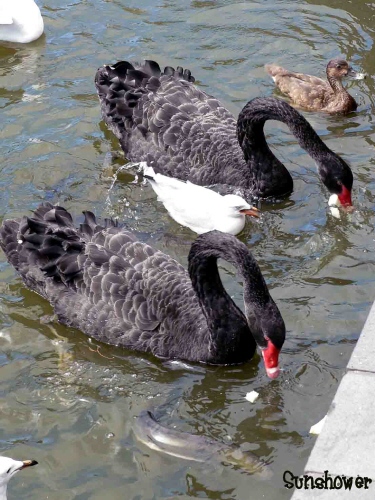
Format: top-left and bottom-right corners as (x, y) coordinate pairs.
(237, 97), (340, 199)
(188, 231), (285, 364)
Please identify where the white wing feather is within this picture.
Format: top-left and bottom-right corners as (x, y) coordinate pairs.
(0, 8), (14, 25)
(144, 165), (247, 234)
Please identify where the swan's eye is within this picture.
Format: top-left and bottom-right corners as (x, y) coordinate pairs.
(6, 468), (11, 474)
(336, 64), (342, 69)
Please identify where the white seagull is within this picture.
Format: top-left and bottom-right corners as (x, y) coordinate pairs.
(0, 0), (44, 43)
(0, 457), (38, 500)
(143, 165), (260, 235)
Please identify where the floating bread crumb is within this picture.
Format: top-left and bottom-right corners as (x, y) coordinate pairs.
(245, 390), (259, 403)
(309, 415), (327, 435)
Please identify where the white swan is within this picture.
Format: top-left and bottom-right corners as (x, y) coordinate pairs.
(0, 457), (38, 500)
(143, 165), (259, 235)
(0, 0), (43, 43)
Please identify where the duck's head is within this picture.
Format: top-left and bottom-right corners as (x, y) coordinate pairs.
(326, 59), (365, 81)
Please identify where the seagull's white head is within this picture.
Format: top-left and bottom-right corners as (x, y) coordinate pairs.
(222, 194), (259, 218)
(0, 457), (37, 499)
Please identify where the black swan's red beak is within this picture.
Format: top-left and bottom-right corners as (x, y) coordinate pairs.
(337, 185), (353, 209)
(261, 339), (280, 379)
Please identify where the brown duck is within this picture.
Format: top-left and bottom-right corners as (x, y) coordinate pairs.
(265, 59), (364, 114)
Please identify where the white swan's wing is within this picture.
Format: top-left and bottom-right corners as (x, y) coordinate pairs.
(0, 8), (14, 24)
(0, 2), (43, 42)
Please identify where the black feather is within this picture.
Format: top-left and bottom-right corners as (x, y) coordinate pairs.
(95, 59), (353, 203)
(0, 203), (285, 369)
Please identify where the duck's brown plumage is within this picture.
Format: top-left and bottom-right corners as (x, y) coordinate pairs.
(265, 58), (360, 114)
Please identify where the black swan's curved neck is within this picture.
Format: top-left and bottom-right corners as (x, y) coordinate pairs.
(188, 231), (283, 364)
(237, 97), (333, 199)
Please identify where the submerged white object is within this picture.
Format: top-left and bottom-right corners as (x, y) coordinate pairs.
(309, 415), (327, 435)
(329, 207), (341, 219)
(352, 72), (366, 81)
(143, 165), (259, 235)
(245, 390), (259, 403)
(328, 194), (341, 219)
(0, 457), (38, 500)
(328, 194), (340, 207)
(0, 0), (44, 43)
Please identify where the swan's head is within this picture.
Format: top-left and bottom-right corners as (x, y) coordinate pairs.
(318, 153), (353, 208)
(0, 457), (38, 492)
(247, 300), (286, 379)
(326, 59), (365, 81)
(260, 318), (285, 379)
(261, 340), (281, 379)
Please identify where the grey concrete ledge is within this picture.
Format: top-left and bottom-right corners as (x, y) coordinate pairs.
(290, 300), (375, 499)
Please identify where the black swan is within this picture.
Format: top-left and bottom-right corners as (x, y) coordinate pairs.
(95, 59), (354, 207)
(265, 58), (363, 114)
(0, 203), (285, 378)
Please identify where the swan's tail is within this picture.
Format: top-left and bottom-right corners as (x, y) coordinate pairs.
(0, 203), (77, 274)
(94, 59), (196, 145)
(0, 203), (117, 297)
(0, 218), (22, 271)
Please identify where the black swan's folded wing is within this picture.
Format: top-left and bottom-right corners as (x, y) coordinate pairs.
(0, 203), (202, 356)
(94, 60), (242, 185)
